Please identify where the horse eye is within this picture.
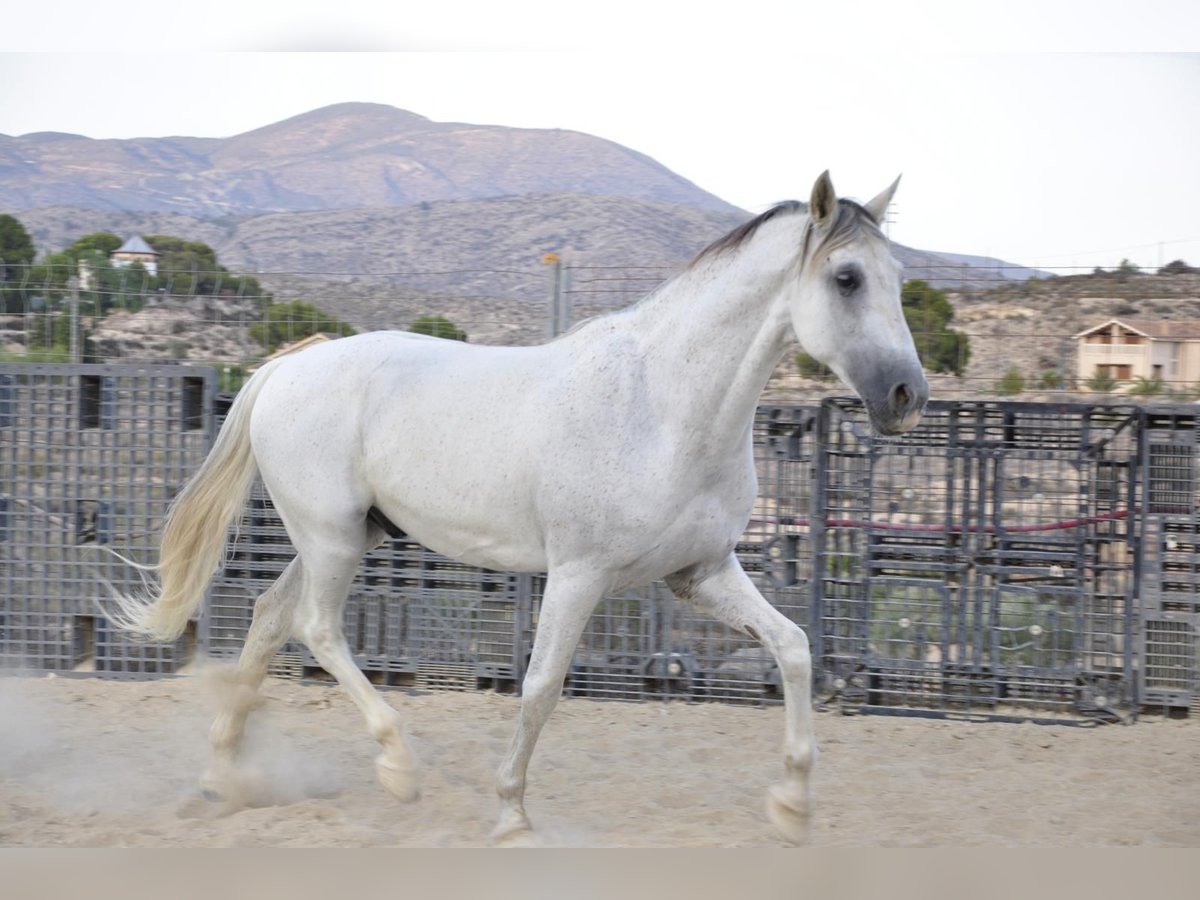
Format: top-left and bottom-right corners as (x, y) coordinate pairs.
(835, 271), (859, 296)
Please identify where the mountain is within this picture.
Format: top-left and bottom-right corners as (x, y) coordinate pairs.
(0, 102), (741, 216)
(932, 251), (1052, 282)
(2, 102), (1037, 291)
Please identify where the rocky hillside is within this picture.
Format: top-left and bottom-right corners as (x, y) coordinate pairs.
(765, 270), (1200, 402)
(14, 193), (1030, 301)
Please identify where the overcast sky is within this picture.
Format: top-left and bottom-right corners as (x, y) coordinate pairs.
(2, 4), (1198, 272)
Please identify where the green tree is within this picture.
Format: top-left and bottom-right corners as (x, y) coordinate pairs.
(409, 315), (468, 342)
(900, 279), (971, 376)
(1115, 258), (1140, 284)
(249, 300), (356, 353)
(142, 234), (267, 300)
(1158, 259), (1198, 276)
(145, 235), (221, 295)
(0, 214), (36, 312)
(66, 231), (123, 257)
(0, 213), (35, 272)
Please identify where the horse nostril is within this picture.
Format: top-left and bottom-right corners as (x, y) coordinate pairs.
(891, 383), (912, 413)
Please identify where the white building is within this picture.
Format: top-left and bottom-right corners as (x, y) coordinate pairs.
(1074, 318), (1200, 389)
(110, 236), (160, 277)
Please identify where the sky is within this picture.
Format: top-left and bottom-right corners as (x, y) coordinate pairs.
(1, 3), (1199, 273)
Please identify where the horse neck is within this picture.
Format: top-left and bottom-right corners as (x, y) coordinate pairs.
(629, 223), (800, 449)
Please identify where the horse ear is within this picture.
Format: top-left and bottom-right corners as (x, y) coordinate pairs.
(809, 170), (837, 228)
(864, 175), (901, 224)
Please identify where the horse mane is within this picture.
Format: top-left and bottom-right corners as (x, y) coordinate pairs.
(690, 198), (883, 268)
(692, 201), (806, 264)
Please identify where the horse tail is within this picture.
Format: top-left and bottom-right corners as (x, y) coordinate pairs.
(106, 357), (288, 642)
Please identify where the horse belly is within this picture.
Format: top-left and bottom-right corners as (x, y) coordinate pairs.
(378, 496), (549, 573)
(362, 402), (549, 572)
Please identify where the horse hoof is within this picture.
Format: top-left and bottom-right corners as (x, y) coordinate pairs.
(177, 788), (236, 820)
(199, 769), (237, 803)
(765, 782), (812, 845)
(490, 811), (537, 847)
(376, 756), (420, 802)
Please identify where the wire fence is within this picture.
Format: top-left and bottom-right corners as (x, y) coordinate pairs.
(2, 260), (1199, 399)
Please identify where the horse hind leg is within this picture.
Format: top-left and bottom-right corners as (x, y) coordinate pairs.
(198, 557), (301, 808)
(292, 524), (420, 803)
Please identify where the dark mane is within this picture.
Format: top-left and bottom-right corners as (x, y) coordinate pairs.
(691, 201), (805, 266)
(690, 198), (883, 268)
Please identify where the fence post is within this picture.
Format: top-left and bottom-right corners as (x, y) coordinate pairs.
(68, 276), (80, 364)
(543, 252), (563, 339)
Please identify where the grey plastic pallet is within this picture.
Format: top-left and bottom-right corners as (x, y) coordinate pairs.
(1, 364), (214, 676)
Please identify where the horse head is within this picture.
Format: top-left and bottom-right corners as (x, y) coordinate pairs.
(789, 171), (929, 435)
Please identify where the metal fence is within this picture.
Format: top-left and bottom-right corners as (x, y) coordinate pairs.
(2, 364), (1199, 722)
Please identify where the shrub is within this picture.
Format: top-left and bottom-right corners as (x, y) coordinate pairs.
(1039, 369), (1065, 390)
(409, 315), (467, 342)
(996, 365), (1025, 396)
(1128, 376), (1166, 397)
(795, 350), (833, 380)
(1085, 369), (1118, 393)
(249, 300), (356, 353)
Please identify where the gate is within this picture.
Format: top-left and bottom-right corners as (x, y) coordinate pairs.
(813, 399), (1139, 720)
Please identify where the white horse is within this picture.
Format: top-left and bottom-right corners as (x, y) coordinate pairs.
(108, 171), (927, 844)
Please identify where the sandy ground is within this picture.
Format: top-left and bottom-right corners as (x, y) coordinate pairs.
(0, 668), (1197, 848)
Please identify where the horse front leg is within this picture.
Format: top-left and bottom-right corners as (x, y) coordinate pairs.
(493, 567), (605, 845)
(668, 553), (816, 844)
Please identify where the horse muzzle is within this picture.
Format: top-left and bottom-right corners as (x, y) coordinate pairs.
(862, 368), (929, 436)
